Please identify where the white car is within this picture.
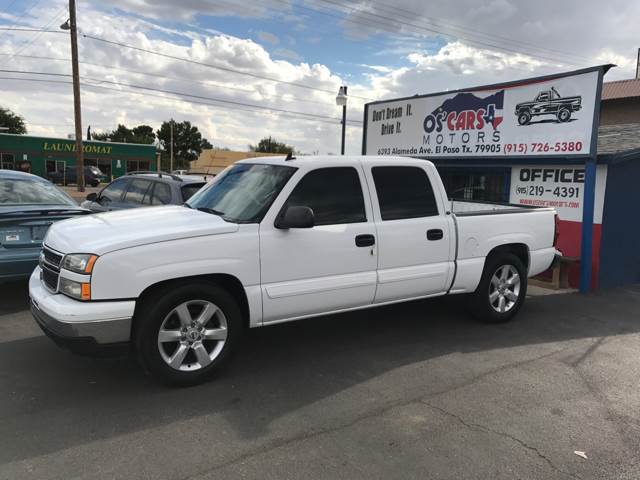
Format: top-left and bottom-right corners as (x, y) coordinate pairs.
(29, 156), (559, 385)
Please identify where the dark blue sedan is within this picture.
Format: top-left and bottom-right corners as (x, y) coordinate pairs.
(0, 170), (90, 281)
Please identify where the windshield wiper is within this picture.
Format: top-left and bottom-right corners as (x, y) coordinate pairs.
(195, 207), (225, 216)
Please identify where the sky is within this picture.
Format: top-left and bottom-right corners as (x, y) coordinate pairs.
(0, 0), (637, 155)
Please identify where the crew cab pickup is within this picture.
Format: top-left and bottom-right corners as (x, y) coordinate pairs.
(515, 87), (582, 125)
(29, 156), (559, 385)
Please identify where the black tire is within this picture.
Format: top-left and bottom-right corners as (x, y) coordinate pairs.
(134, 282), (243, 386)
(469, 252), (527, 324)
(557, 108), (571, 123)
(90, 180), (99, 187)
(517, 110), (531, 125)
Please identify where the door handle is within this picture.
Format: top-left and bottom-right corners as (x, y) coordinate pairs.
(427, 229), (444, 241)
(355, 234), (375, 247)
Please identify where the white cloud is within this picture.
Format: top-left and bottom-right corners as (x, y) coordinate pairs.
(1, 0), (638, 158)
(0, 3), (371, 154)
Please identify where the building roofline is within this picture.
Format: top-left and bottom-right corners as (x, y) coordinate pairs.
(0, 132), (157, 149)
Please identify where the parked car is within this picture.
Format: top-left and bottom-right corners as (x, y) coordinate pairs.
(47, 165), (105, 187)
(515, 87), (582, 125)
(29, 156), (558, 385)
(80, 172), (206, 213)
(172, 170), (216, 182)
(0, 170), (90, 281)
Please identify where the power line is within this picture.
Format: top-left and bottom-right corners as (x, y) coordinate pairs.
(311, 0), (582, 66)
(0, 26), (66, 33)
(356, 0), (592, 63)
(264, 0), (581, 67)
(0, 74), (363, 126)
(0, 0), (20, 17)
(313, 0), (590, 65)
(3, 0), (43, 24)
(81, 32), (375, 101)
(0, 52), (342, 108)
(1, 7), (68, 65)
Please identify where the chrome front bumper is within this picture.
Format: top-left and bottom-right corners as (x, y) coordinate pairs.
(29, 267), (135, 347)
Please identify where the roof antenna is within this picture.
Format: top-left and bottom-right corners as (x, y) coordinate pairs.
(285, 151), (296, 161)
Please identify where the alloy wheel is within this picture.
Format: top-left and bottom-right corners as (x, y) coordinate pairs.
(157, 299), (228, 371)
(488, 265), (521, 313)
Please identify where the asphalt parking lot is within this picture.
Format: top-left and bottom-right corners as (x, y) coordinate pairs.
(0, 281), (639, 480)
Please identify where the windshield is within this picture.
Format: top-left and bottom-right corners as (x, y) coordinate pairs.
(0, 178), (76, 206)
(186, 163), (296, 223)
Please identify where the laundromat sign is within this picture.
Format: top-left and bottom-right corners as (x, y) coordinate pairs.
(43, 141), (113, 155)
(363, 66), (607, 159)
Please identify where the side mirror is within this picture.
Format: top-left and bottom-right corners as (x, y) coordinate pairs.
(86, 192), (98, 202)
(275, 206), (314, 229)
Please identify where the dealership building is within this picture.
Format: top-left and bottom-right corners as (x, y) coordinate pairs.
(363, 65), (640, 291)
(0, 134), (157, 179)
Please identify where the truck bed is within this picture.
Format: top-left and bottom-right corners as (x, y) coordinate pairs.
(449, 199), (550, 216)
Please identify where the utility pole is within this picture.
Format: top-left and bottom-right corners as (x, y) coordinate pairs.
(65, 0), (84, 191)
(170, 120), (174, 172)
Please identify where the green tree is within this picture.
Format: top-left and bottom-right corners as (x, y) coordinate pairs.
(157, 120), (212, 169)
(249, 136), (294, 154)
(92, 124), (156, 144)
(0, 107), (27, 134)
(131, 125), (156, 144)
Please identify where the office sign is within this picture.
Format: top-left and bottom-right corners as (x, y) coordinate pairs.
(363, 66), (607, 159)
(509, 164), (607, 223)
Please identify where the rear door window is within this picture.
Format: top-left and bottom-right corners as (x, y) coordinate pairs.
(124, 179), (152, 205)
(372, 166), (439, 220)
(151, 182), (173, 205)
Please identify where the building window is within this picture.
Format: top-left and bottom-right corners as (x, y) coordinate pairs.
(0, 153), (15, 169)
(437, 167), (510, 203)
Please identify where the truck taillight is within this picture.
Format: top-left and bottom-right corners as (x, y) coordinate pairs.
(553, 213), (560, 248)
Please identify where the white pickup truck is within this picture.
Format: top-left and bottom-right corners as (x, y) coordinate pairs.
(29, 156), (559, 385)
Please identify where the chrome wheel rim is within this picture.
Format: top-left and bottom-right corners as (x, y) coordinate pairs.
(489, 265), (521, 313)
(157, 300), (228, 371)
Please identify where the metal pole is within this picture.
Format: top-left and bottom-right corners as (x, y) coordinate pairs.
(340, 105), (346, 155)
(170, 121), (174, 172)
(69, 0), (84, 192)
(579, 66), (606, 293)
(579, 158), (597, 292)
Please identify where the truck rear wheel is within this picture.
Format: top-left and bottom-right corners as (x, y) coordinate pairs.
(557, 108), (571, 122)
(470, 253), (527, 323)
(135, 282), (243, 386)
(517, 110), (531, 125)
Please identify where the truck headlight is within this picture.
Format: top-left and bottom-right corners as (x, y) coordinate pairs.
(62, 254), (98, 274)
(59, 277), (91, 301)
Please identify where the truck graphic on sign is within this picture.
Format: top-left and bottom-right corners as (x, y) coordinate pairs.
(515, 87), (582, 126)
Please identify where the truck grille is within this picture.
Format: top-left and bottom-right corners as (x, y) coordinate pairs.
(40, 245), (63, 292)
(42, 246), (63, 268)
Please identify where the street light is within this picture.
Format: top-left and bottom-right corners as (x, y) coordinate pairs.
(336, 85), (347, 155)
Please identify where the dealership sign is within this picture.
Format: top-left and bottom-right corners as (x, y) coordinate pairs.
(363, 67), (605, 159)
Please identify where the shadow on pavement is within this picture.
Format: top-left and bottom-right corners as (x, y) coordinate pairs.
(0, 280), (30, 314)
(0, 284), (639, 464)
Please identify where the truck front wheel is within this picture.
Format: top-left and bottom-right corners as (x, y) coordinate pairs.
(517, 111), (531, 125)
(470, 253), (527, 323)
(135, 282), (243, 386)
